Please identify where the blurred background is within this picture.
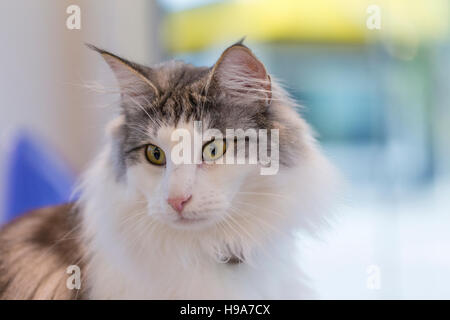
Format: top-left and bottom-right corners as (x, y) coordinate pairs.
(0, 0), (449, 299)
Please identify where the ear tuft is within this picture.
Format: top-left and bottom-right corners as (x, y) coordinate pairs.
(234, 36), (247, 46)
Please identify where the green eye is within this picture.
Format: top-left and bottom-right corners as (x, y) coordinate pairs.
(145, 144), (166, 166)
(202, 139), (227, 162)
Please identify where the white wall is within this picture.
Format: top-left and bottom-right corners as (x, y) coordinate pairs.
(0, 0), (161, 219)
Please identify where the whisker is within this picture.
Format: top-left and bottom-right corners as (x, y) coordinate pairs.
(236, 191), (294, 201)
(232, 200), (285, 218)
(230, 204), (283, 235)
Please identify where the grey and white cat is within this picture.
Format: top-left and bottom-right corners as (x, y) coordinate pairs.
(0, 41), (338, 299)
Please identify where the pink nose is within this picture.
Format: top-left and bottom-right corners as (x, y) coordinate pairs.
(167, 195), (192, 214)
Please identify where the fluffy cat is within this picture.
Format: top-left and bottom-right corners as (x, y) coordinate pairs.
(0, 41), (338, 299)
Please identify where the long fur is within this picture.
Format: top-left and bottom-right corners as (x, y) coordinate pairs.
(76, 82), (339, 299)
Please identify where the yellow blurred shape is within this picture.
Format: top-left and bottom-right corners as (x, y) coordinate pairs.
(163, 0), (449, 53)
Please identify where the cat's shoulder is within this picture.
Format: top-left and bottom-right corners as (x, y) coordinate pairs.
(0, 204), (86, 299)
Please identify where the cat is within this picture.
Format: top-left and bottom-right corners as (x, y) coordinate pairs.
(0, 40), (338, 299)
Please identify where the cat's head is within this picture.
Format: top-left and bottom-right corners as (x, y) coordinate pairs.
(88, 42), (325, 233)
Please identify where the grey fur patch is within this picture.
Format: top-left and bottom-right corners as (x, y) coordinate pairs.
(0, 204), (87, 299)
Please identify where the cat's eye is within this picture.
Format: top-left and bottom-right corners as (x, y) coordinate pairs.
(202, 139), (227, 162)
(145, 144), (166, 166)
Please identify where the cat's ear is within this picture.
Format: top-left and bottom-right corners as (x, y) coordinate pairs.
(87, 44), (159, 98)
(210, 41), (272, 104)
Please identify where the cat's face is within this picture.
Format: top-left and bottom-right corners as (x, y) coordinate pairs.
(92, 43), (304, 230)
(125, 122), (259, 229)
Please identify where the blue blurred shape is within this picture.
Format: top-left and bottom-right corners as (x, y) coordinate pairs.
(3, 132), (76, 222)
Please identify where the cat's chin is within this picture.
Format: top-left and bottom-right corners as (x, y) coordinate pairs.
(167, 216), (218, 230)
